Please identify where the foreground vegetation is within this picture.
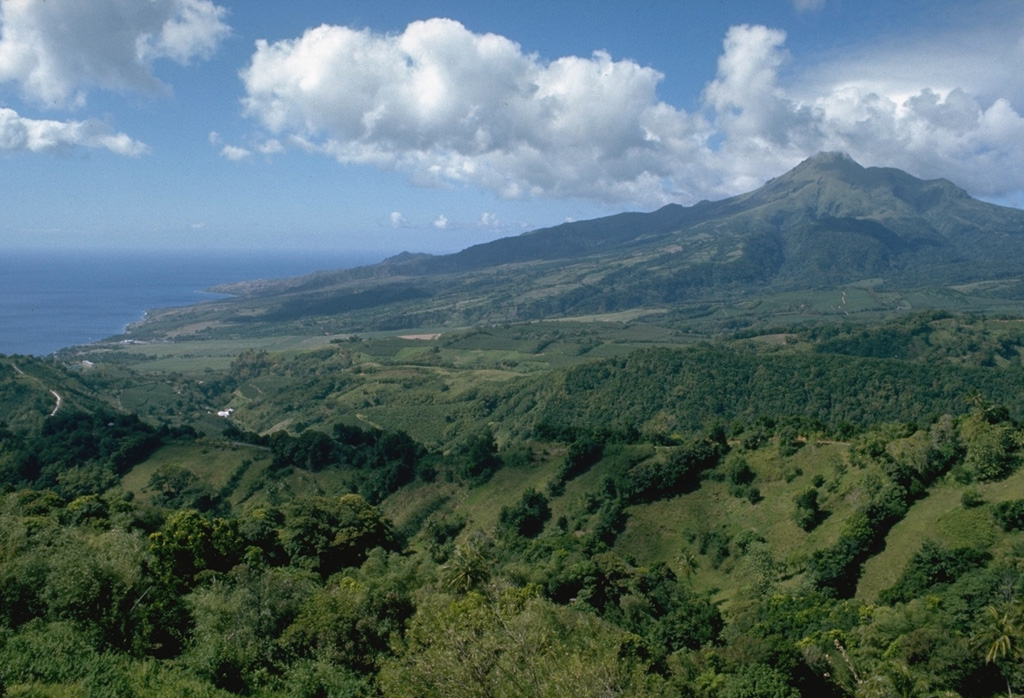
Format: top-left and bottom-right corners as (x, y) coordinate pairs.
(2, 312), (1024, 696)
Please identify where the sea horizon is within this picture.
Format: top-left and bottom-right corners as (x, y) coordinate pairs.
(0, 248), (392, 357)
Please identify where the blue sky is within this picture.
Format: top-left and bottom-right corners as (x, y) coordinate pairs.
(1, 0), (1022, 255)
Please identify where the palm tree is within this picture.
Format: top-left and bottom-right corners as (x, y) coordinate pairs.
(974, 603), (1023, 698)
(677, 549), (699, 586)
(857, 662), (931, 698)
(442, 534), (493, 593)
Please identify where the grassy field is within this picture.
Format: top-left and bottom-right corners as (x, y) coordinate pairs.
(120, 440), (270, 505)
(615, 441), (856, 605)
(857, 466), (1024, 601)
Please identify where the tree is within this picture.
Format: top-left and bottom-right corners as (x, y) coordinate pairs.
(282, 494), (398, 577)
(146, 510), (244, 656)
(793, 487), (822, 531)
(461, 429), (501, 483)
(39, 527), (148, 651)
(855, 661), (934, 698)
(378, 587), (672, 698)
(497, 488), (551, 540)
(561, 436), (604, 482)
(960, 416), (1018, 482)
(149, 510), (242, 590)
(441, 534), (493, 594)
(677, 550), (699, 587)
(281, 573), (413, 674)
(993, 500), (1024, 532)
(422, 512), (467, 563)
(878, 540), (989, 605)
(149, 465), (218, 512)
(185, 566), (319, 693)
(721, 663), (800, 698)
(974, 603), (1024, 698)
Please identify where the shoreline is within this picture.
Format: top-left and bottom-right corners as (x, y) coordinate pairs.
(0, 250), (381, 357)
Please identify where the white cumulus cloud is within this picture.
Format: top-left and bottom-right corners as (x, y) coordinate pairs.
(390, 211), (407, 227)
(240, 18), (703, 206)
(239, 15), (1024, 207)
(433, 215), (449, 229)
(0, 0), (230, 107)
(257, 138), (284, 155)
(220, 144), (251, 161)
(0, 107), (147, 154)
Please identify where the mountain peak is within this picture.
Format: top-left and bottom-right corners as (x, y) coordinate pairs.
(751, 152), (871, 203)
(755, 152), (866, 193)
(788, 151), (864, 178)
(806, 151), (858, 165)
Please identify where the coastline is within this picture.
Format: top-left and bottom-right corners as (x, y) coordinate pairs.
(0, 249), (387, 356)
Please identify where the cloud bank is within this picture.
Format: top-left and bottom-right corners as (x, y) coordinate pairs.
(240, 18), (1024, 206)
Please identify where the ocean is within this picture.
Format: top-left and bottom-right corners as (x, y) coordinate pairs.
(0, 248), (387, 356)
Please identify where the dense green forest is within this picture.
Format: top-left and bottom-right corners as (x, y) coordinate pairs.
(3, 314), (1024, 696)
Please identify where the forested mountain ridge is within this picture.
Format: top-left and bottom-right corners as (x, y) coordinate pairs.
(219, 152), (1017, 283)
(405, 150), (1011, 278)
(121, 152), (1024, 342)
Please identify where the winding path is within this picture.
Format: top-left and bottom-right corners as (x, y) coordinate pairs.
(11, 363), (63, 417)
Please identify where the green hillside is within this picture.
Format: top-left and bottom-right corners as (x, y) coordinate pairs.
(3, 312), (1024, 696)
